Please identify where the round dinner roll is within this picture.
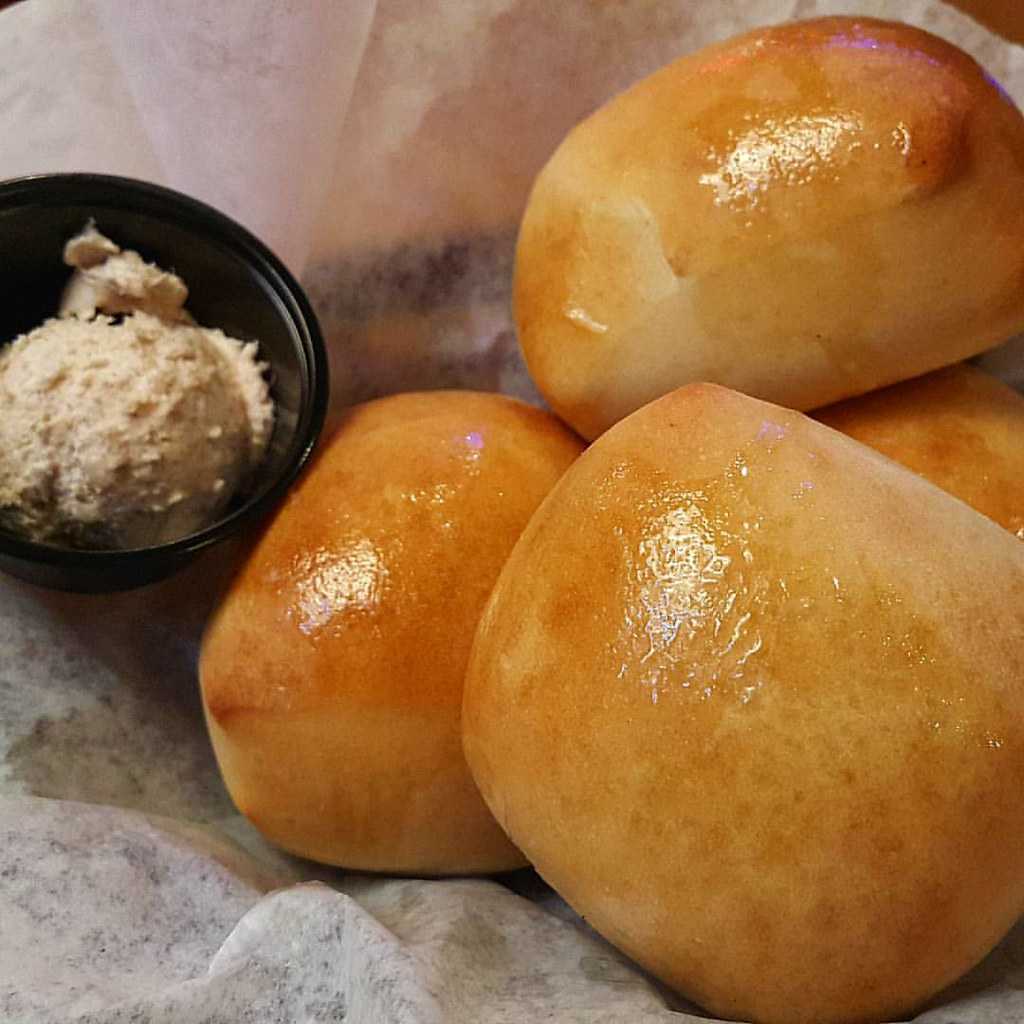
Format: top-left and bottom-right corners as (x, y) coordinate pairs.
(463, 383), (1024, 1023)
(515, 17), (1024, 439)
(200, 390), (583, 875)
(816, 363), (1024, 539)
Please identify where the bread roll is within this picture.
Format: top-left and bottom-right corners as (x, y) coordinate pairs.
(463, 383), (1024, 1023)
(817, 364), (1024, 538)
(200, 391), (582, 874)
(515, 17), (1024, 439)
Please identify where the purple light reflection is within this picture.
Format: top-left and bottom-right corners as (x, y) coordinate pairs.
(826, 31), (941, 67)
(985, 69), (1017, 108)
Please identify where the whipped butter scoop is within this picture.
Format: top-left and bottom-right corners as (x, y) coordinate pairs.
(0, 224), (274, 550)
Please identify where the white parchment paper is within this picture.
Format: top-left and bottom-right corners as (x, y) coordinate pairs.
(0, 0), (375, 273)
(2, 1), (1024, 1021)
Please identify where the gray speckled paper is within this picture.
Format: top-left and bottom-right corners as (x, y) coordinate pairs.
(0, 798), (272, 1020)
(0, 552), (239, 824)
(1, 798), (686, 1023)
(4, 795), (1024, 1023)
(3, 1), (1024, 1022)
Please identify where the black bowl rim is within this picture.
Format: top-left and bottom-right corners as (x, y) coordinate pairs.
(0, 171), (329, 571)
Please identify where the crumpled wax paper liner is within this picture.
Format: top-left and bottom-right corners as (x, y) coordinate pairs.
(1, 797), (682, 1023)
(0, 0), (376, 273)
(3, 1), (1024, 1021)
(3, 791), (1024, 1022)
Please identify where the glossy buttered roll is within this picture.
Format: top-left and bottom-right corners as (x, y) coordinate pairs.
(464, 382), (1024, 1024)
(515, 17), (1024, 439)
(200, 391), (583, 874)
(817, 363), (1024, 539)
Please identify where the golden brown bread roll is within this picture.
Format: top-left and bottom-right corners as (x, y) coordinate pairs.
(515, 17), (1024, 439)
(817, 364), (1024, 538)
(200, 390), (583, 874)
(463, 382), (1024, 1023)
